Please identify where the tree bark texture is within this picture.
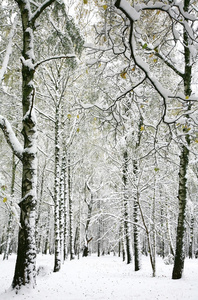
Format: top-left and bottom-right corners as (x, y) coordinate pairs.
(172, 0), (191, 280)
(12, 0), (37, 289)
(123, 150), (132, 264)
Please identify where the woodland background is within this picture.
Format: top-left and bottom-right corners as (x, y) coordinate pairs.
(0, 0), (198, 291)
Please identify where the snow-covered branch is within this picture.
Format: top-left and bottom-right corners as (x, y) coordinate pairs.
(34, 54), (76, 69)
(0, 15), (18, 85)
(0, 116), (23, 161)
(31, 0), (56, 23)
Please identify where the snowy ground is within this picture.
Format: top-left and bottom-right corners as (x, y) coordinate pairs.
(0, 254), (197, 300)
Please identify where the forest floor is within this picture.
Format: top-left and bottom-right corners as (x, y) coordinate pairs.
(0, 253), (197, 300)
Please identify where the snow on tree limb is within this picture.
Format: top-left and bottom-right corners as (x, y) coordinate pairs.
(115, 0), (140, 21)
(34, 54), (76, 69)
(0, 116), (23, 161)
(0, 15), (18, 85)
(31, 0), (56, 23)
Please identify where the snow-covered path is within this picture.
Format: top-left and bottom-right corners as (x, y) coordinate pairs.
(0, 254), (197, 300)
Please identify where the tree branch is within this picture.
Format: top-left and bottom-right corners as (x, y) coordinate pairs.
(34, 54), (76, 69)
(0, 15), (18, 85)
(31, 0), (56, 24)
(0, 116), (23, 161)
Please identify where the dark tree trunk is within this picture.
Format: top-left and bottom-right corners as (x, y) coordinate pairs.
(123, 150), (132, 264)
(188, 216), (194, 259)
(11, 0), (56, 290)
(172, 144), (189, 279)
(172, 0), (191, 280)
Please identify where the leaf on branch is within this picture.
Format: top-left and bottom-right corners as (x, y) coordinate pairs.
(1, 185), (7, 191)
(142, 43), (148, 49)
(3, 197), (7, 203)
(103, 5), (108, 10)
(185, 95), (189, 99)
(131, 66), (136, 71)
(120, 71), (127, 79)
(77, 128), (80, 132)
(153, 59), (158, 63)
(67, 114), (72, 119)
(154, 167), (160, 172)
(140, 125), (144, 131)
(83, 0), (88, 4)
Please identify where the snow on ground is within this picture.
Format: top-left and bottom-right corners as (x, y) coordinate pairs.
(0, 254), (197, 300)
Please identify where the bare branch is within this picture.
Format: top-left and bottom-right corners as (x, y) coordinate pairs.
(34, 54), (76, 69)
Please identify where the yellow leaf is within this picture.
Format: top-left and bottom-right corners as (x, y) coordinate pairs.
(140, 125), (144, 131)
(77, 128), (80, 132)
(120, 71), (127, 79)
(98, 63), (101, 67)
(149, 53), (154, 58)
(103, 5), (108, 10)
(140, 105), (144, 108)
(77, 115), (79, 119)
(3, 197), (7, 203)
(131, 67), (136, 71)
(83, 0), (88, 4)
(156, 10), (160, 15)
(67, 114), (71, 119)
(195, 139), (198, 143)
(153, 59), (158, 63)
(185, 95), (189, 99)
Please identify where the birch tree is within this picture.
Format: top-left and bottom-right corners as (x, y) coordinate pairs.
(0, 0), (72, 290)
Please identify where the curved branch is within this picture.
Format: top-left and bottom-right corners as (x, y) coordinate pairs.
(0, 116), (23, 161)
(34, 54), (76, 69)
(31, 0), (56, 24)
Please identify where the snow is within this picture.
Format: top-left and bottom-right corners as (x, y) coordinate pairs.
(0, 15), (17, 85)
(118, 0), (140, 21)
(0, 115), (23, 160)
(0, 254), (198, 300)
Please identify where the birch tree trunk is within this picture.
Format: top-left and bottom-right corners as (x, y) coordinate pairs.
(68, 152), (75, 260)
(172, 0), (192, 280)
(54, 105), (61, 272)
(122, 150), (132, 264)
(7, 0), (56, 290)
(12, 1), (37, 290)
(63, 148), (68, 261)
(3, 153), (17, 260)
(82, 186), (94, 257)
